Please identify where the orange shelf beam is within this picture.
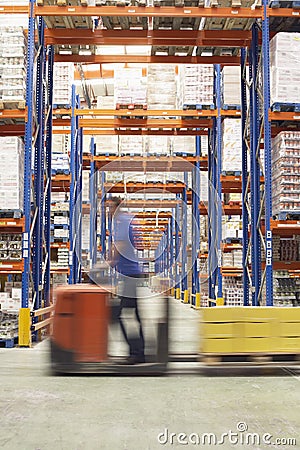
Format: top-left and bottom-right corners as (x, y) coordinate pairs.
(269, 111), (300, 122)
(86, 155), (208, 172)
(271, 219), (300, 236)
(221, 267), (243, 276)
(79, 118), (213, 128)
(51, 174), (71, 191)
(45, 28), (251, 47)
(50, 243), (70, 249)
(0, 217), (25, 231)
(105, 181), (186, 194)
(0, 109), (27, 120)
(55, 54), (241, 65)
(198, 203), (242, 215)
(222, 243), (243, 252)
(0, 124), (25, 136)
(50, 267), (70, 274)
(53, 128), (209, 136)
(268, 8), (300, 17)
(35, 5), (263, 18)
(272, 261), (300, 270)
(0, 6), (28, 14)
(135, 212), (172, 219)
(0, 261), (24, 273)
(123, 199), (179, 208)
(75, 109), (217, 118)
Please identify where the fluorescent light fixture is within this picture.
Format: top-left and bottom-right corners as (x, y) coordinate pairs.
(125, 46), (151, 55)
(95, 46), (125, 55)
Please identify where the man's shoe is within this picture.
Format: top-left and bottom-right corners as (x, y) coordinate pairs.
(125, 355), (146, 365)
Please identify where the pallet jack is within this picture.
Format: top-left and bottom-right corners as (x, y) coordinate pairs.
(50, 283), (169, 375)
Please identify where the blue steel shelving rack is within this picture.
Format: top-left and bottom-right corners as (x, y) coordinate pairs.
(240, 47), (250, 306)
(191, 135), (201, 308)
(22, 4), (53, 312)
(181, 172), (188, 303)
(23, 0), (291, 309)
(89, 137), (98, 268)
(240, 12), (274, 306)
(69, 85), (83, 284)
(208, 65), (223, 306)
(19, 4), (54, 344)
(175, 193), (181, 300)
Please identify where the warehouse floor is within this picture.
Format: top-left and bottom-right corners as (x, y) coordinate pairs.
(1, 297), (300, 450)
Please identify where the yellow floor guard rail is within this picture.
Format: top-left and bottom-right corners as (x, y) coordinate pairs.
(19, 304), (55, 347)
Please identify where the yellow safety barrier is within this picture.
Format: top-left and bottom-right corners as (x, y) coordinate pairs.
(18, 305), (54, 347)
(18, 308), (31, 347)
(176, 288), (181, 300)
(183, 290), (189, 304)
(195, 293), (201, 309)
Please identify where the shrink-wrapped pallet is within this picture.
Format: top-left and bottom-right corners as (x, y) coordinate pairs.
(272, 131), (300, 214)
(222, 66), (241, 107)
(114, 68), (147, 108)
(0, 137), (24, 210)
(270, 33), (300, 105)
(177, 65), (214, 108)
(119, 135), (146, 156)
(147, 64), (176, 109)
(0, 27), (27, 107)
(53, 62), (74, 106)
(222, 118), (242, 172)
(172, 136), (196, 156)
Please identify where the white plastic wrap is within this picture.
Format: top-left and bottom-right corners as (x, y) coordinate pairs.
(272, 131), (300, 213)
(270, 33), (300, 105)
(0, 137), (24, 210)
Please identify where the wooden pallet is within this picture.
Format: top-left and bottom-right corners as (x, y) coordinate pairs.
(200, 353), (300, 365)
(0, 210), (23, 219)
(37, 0), (89, 5)
(0, 100), (25, 110)
(202, 0), (260, 34)
(0, 337), (16, 348)
(101, 0), (147, 30)
(40, 0), (94, 28)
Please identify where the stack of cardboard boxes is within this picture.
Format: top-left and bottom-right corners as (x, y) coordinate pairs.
(0, 137), (24, 211)
(0, 27), (27, 107)
(272, 131), (300, 213)
(200, 307), (300, 354)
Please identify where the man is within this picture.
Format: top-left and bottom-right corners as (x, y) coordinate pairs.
(108, 197), (145, 364)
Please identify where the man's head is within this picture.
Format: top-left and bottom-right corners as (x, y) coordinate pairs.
(107, 196), (122, 216)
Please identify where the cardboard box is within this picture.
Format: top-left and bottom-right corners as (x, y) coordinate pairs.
(200, 306), (239, 323)
(277, 308), (300, 322)
(202, 338), (234, 353)
(243, 338), (271, 353)
(201, 322), (237, 338)
(279, 322), (300, 337)
(277, 337), (300, 353)
(243, 322), (273, 338)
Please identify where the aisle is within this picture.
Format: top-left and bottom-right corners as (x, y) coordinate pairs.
(108, 289), (200, 357)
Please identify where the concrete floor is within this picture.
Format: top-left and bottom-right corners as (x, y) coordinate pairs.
(0, 296), (300, 450)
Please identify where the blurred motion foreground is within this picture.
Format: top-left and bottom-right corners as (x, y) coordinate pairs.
(50, 283), (170, 375)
